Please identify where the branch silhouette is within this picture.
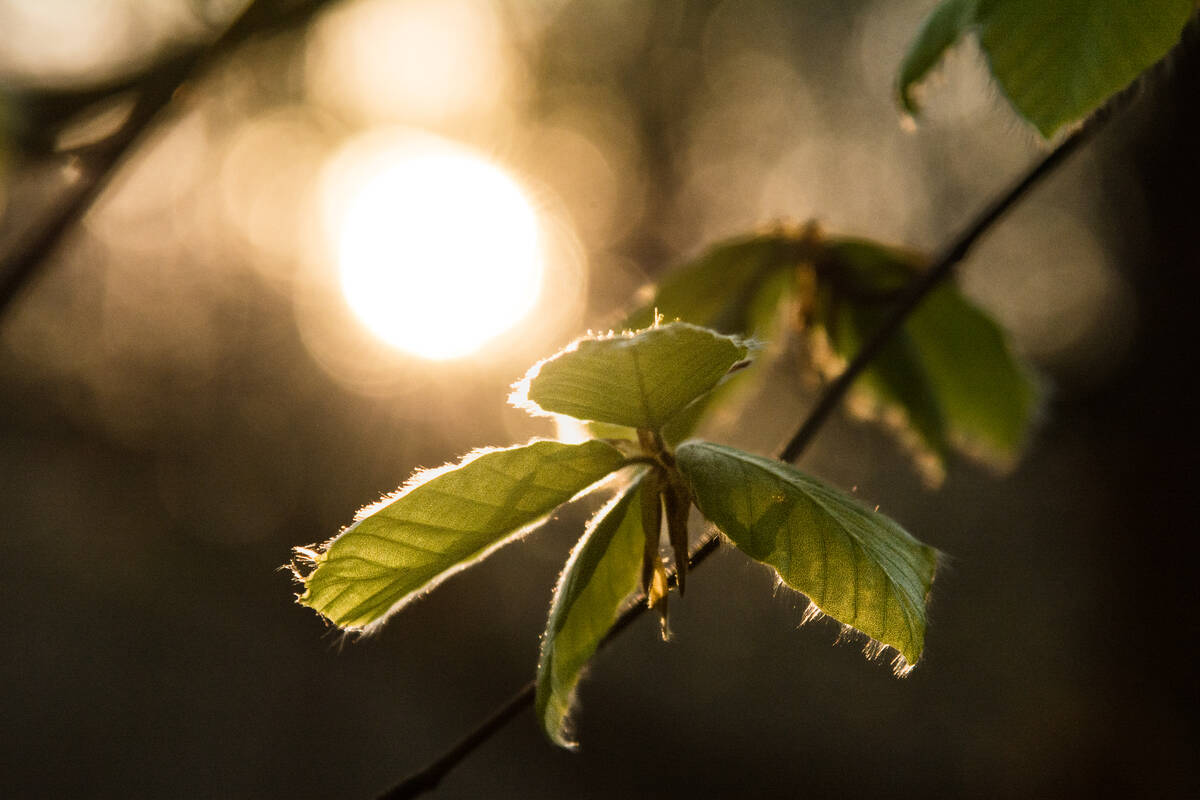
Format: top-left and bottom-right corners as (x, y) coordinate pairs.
(0, 0), (338, 319)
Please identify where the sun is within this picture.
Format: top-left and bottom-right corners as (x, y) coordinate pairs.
(333, 143), (544, 360)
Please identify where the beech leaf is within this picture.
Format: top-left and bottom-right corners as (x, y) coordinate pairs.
(536, 470), (649, 748)
(676, 441), (938, 672)
(295, 439), (625, 631)
(624, 233), (806, 334)
(513, 322), (751, 432)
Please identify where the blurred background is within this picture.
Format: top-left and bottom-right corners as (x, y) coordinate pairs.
(1, 1), (1196, 797)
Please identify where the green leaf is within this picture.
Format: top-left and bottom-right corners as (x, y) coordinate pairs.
(676, 441), (938, 671)
(536, 469), (649, 748)
(819, 238), (1037, 470)
(513, 322), (751, 432)
(581, 420), (640, 443)
(615, 232), (809, 444)
(898, 0), (1193, 137)
(897, 0), (977, 116)
(624, 232), (807, 333)
(294, 439), (626, 631)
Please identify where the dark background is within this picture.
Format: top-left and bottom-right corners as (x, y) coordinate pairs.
(2, 1), (1197, 797)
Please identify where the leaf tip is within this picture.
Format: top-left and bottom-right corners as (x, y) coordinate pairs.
(894, 0), (975, 123)
(287, 544), (325, 595)
(896, 80), (924, 120)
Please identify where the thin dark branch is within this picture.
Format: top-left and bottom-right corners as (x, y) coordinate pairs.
(0, 73), (184, 317)
(0, 0), (337, 319)
(376, 680), (538, 800)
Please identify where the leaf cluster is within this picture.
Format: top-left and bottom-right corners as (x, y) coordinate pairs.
(293, 321), (942, 747)
(622, 226), (1037, 484)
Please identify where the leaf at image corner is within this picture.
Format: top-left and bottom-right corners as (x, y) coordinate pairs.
(536, 469), (649, 748)
(512, 322), (752, 431)
(897, 0), (1193, 137)
(294, 439), (625, 631)
(676, 441), (938, 671)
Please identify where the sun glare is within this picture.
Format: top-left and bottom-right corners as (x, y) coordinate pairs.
(333, 142), (544, 360)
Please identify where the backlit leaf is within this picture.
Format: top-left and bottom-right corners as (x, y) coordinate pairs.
(614, 234), (809, 445)
(513, 322), (751, 432)
(536, 469), (649, 748)
(898, 0), (1193, 137)
(677, 441), (938, 671)
(294, 439), (625, 631)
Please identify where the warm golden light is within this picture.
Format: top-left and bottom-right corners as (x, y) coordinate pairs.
(334, 143), (544, 360)
(305, 0), (510, 125)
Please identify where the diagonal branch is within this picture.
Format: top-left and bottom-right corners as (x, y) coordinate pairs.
(0, 0), (338, 319)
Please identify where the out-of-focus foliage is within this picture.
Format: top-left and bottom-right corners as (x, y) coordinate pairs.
(898, 0), (1194, 136)
(628, 230), (1038, 480)
(623, 232), (813, 335)
(814, 239), (1038, 479)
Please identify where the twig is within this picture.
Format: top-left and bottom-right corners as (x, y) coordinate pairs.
(778, 120), (1096, 462)
(377, 680), (538, 800)
(375, 108), (1115, 800)
(0, 0), (337, 319)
